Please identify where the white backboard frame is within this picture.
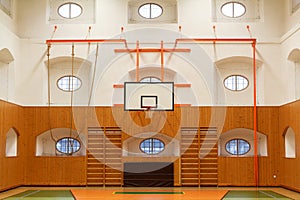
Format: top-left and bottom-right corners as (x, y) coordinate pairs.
(124, 82), (174, 111)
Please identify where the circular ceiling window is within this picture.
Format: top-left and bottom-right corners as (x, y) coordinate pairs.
(138, 3), (163, 19)
(221, 2), (246, 18)
(58, 3), (82, 19)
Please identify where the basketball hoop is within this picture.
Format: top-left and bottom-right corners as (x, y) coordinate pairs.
(145, 107), (154, 118)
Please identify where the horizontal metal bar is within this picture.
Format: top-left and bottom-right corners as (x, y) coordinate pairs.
(46, 39), (127, 44)
(114, 48), (191, 53)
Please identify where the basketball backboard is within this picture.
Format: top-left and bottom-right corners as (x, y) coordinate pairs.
(124, 82), (174, 111)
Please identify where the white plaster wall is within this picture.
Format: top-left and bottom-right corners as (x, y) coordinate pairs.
(0, 0), (297, 105)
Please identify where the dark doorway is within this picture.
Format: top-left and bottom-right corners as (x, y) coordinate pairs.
(124, 162), (174, 187)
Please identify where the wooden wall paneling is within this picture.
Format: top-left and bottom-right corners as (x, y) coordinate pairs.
(0, 101), (24, 191)
(218, 157), (255, 186)
(256, 107), (279, 186)
(279, 100), (300, 191)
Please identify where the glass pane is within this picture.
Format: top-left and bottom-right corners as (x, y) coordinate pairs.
(56, 138), (81, 154)
(233, 2), (246, 18)
(58, 3), (82, 19)
(221, 2), (234, 17)
(70, 3), (82, 18)
(224, 75), (248, 91)
(139, 3), (162, 19)
(57, 76), (82, 92)
(221, 2), (245, 18)
(139, 4), (151, 18)
(140, 77), (161, 83)
(58, 4), (70, 18)
(151, 4), (163, 18)
(238, 139), (250, 155)
(236, 76), (248, 90)
(226, 139), (238, 155)
(224, 76), (236, 90)
(140, 138), (164, 154)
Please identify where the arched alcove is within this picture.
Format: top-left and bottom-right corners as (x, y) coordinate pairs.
(6, 127), (19, 157)
(219, 128), (268, 157)
(283, 126), (296, 158)
(122, 132), (180, 157)
(36, 128), (86, 156)
(287, 49), (300, 100)
(287, 48), (300, 62)
(44, 56), (92, 105)
(0, 48), (14, 64)
(0, 48), (14, 100)
(215, 56), (263, 105)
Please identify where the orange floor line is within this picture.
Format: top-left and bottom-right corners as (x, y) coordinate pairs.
(71, 189), (228, 200)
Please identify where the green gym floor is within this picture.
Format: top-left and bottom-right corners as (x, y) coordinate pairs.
(0, 187), (298, 200)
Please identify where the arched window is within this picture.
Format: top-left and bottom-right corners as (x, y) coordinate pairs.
(6, 128), (18, 157)
(284, 127), (296, 158)
(224, 75), (248, 91)
(221, 2), (246, 18)
(58, 2), (82, 19)
(56, 137), (81, 155)
(140, 138), (165, 155)
(57, 75), (82, 92)
(138, 3), (163, 19)
(225, 139), (250, 155)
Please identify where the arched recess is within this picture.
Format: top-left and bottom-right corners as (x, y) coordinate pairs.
(45, 56), (92, 105)
(287, 49), (300, 100)
(6, 127), (19, 157)
(0, 48), (14, 100)
(283, 126), (296, 158)
(219, 128), (268, 157)
(36, 128), (86, 156)
(215, 56), (263, 105)
(287, 49), (300, 62)
(0, 48), (14, 64)
(122, 132), (180, 157)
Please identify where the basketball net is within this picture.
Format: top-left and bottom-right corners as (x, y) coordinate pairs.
(145, 107), (154, 118)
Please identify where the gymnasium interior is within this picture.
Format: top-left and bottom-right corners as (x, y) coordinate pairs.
(1, 0), (300, 199)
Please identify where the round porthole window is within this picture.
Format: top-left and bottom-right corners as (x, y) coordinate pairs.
(225, 139), (250, 155)
(221, 2), (246, 18)
(140, 138), (165, 155)
(56, 137), (81, 154)
(57, 75), (82, 92)
(138, 3), (163, 19)
(58, 3), (83, 19)
(224, 75), (249, 91)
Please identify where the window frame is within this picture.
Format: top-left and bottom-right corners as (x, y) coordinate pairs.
(57, 2), (83, 19)
(225, 138), (251, 156)
(56, 137), (81, 155)
(138, 3), (163, 19)
(57, 75), (82, 92)
(140, 138), (165, 155)
(140, 76), (161, 82)
(223, 74), (249, 91)
(221, 1), (246, 18)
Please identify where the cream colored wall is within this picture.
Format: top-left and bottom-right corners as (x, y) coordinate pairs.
(0, 0), (297, 106)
